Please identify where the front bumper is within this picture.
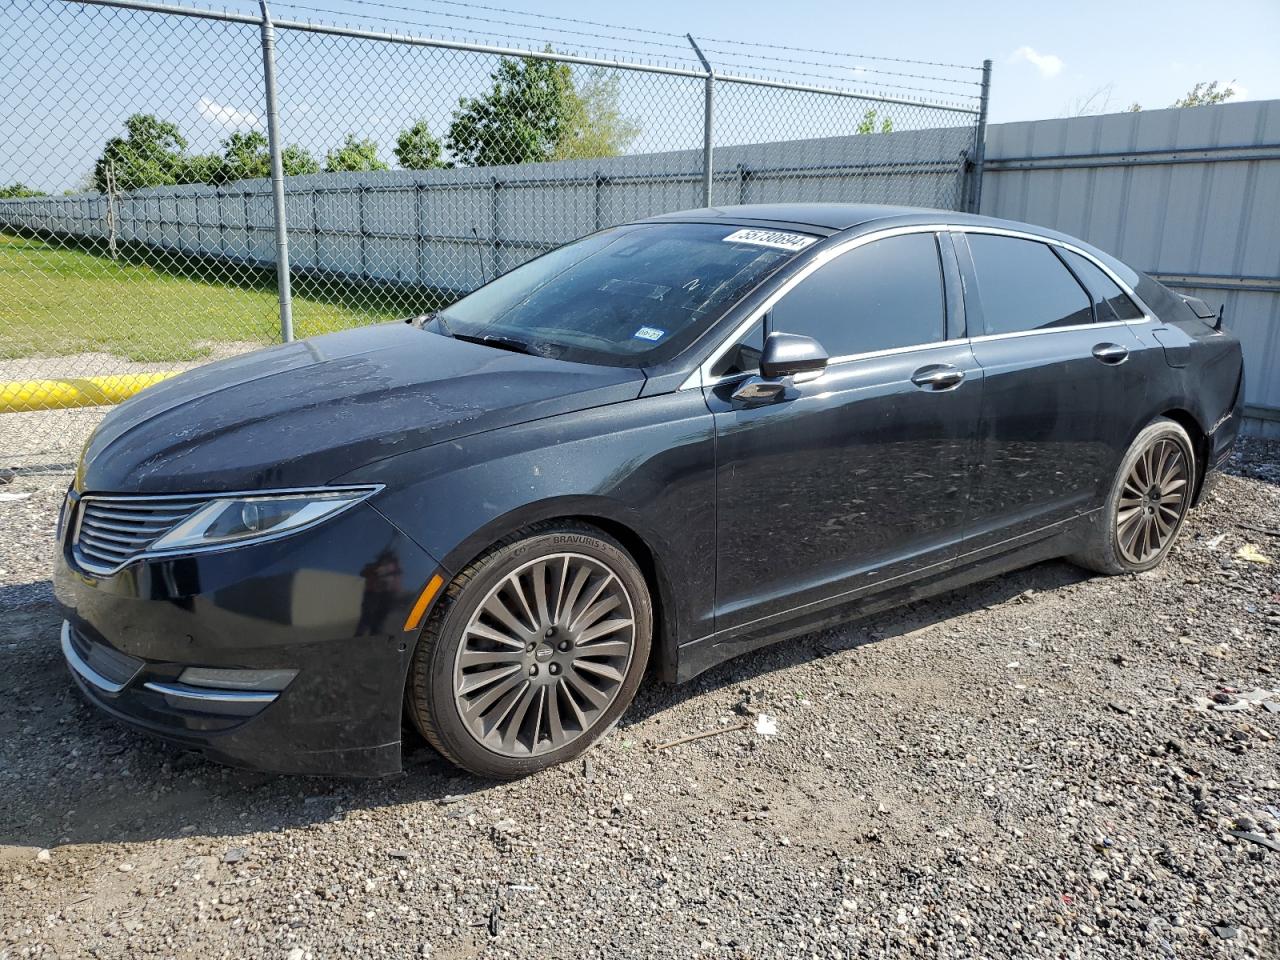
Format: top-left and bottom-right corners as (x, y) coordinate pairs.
(54, 501), (440, 777)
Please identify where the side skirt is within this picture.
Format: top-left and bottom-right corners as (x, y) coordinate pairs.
(674, 513), (1093, 683)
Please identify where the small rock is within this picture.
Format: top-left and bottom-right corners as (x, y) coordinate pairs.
(117, 863), (133, 873)
(1213, 925), (1237, 940)
(36, 849), (50, 862)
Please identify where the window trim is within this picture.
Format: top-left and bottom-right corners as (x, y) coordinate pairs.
(681, 222), (1154, 390)
(1052, 244), (1145, 325)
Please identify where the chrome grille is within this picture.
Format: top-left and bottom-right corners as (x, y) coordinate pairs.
(73, 495), (212, 573)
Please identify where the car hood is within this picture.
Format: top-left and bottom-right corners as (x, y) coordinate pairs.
(77, 323), (645, 493)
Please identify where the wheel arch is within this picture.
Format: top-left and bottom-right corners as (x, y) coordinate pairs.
(1157, 407), (1210, 505)
(434, 497), (682, 683)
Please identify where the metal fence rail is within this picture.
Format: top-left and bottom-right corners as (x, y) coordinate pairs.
(0, 0), (987, 466)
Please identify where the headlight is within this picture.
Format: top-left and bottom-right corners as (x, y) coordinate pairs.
(149, 486), (379, 553)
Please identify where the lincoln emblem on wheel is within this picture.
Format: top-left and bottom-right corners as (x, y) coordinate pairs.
(53, 204), (1245, 778)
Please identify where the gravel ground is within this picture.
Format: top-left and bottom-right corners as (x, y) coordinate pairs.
(1, 439), (1278, 960)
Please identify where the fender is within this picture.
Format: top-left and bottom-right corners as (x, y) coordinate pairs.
(337, 388), (719, 665)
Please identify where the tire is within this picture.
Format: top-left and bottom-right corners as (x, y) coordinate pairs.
(1070, 417), (1196, 575)
(405, 522), (652, 779)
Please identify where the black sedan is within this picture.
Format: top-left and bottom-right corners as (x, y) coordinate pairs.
(55, 203), (1244, 779)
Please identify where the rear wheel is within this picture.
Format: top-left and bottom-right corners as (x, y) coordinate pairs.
(405, 523), (651, 779)
(1071, 418), (1195, 575)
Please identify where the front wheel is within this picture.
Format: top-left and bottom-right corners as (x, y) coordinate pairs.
(405, 523), (652, 779)
(1071, 417), (1196, 575)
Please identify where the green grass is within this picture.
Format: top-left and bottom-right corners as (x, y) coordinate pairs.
(0, 232), (449, 363)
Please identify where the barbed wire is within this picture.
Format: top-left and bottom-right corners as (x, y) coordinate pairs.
(271, 0), (705, 70)
(268, 0), (980, 100)
(699, 34), (982, 72)
(700, 48), (980, 88)
(287, 0), (982, 78)
(705, 59), (982, 101)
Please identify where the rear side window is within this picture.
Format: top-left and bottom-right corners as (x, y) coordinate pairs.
(1059, 249), (1145, 322)
(769, 232), (946, 357)
(966, 234), (1092, 334)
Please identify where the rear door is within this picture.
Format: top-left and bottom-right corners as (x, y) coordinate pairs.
(957, 230), (1149, 551)
(707, 229), (983, 632)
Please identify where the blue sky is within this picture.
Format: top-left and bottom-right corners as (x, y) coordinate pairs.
(3, 0), (1277, 192)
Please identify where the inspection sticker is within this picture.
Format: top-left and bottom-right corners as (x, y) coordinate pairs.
(722, 228), (817, 252)
(633, 326), (666, 342)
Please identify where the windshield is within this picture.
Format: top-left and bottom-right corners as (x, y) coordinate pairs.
(436, 222), (815, 367)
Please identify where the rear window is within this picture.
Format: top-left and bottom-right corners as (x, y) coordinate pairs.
(438, 222), (814, 367)
(1059, 249), (1145, 322)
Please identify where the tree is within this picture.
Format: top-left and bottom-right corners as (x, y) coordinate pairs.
(553, 68), (640, 160)
(176, 152), (226, 185)
(221, 131), (319, 181)
(856, 107), (893, 134)
(1127, 79), (1239, 113)
(0, 183), (46, 198)
(223, 130), (270, 180)
(447, 56), (577, 167)
(1171, 80), (1236, 108)
(324, 135), (388, 173)
(94, 114), (188, 192)
(394, 121), (446, 169)
(281, 144), (321, 176)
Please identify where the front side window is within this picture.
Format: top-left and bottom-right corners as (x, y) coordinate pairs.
(1059, 249), (1145, 322)
(437, 222), (812, 367)
(966, 234), (1092, 334)
(711, 319), (765, 378)
(767, 232), (946, 357)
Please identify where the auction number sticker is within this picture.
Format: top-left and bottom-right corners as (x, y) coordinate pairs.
(722, 228), (817, 252)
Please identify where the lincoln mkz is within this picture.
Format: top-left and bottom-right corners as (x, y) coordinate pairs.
(54, 204), (1244, 778)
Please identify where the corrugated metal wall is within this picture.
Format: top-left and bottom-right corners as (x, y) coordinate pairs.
(0, 126), (972, 294)
(981, 99), (1280, 437)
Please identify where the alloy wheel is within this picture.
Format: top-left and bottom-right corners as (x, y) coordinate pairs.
(452, 553), (637, 757)
(1115, 437), (1190, 565)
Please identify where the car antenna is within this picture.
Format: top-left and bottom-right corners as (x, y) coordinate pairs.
(1215, 303), (1225, 331)
(471, 224), (489, 284)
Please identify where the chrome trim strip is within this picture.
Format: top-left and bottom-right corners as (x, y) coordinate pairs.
(682, 221), (1156, 391)
(966, 317), (1149, 345)
(60, 620), (131, 695)
(142, 681), (279, 705)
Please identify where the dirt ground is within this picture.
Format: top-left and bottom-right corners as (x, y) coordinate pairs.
(0, 441), (1277, 959)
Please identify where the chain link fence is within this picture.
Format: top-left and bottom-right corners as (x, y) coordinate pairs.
(0, 0), (988, 468)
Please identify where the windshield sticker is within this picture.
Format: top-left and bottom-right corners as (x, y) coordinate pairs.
(633, 326), (666, 342)
(722, 228), (817, 252)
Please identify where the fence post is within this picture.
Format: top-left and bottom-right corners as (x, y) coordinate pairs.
(258, 0), (294, 343)
(969, 58), (992, 214)
(687, 34), (714, 208)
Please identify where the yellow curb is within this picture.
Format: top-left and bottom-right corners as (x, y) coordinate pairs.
(0, 372), (178, 413)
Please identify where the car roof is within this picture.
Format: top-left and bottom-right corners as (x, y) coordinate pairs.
(637, 202), (1059, 239)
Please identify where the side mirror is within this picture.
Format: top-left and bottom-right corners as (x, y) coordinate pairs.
(760, 332), (829, 379)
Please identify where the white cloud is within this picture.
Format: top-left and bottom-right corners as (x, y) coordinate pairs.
(197, 96), (261, 130)
(1009, 46), (1064, 79)
(1227, 81), (1249, 100)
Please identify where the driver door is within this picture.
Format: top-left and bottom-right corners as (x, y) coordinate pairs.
(706, 230), (983, 633)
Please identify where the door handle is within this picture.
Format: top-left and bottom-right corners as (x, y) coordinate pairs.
(910, 364), (965, 391)
(1092, 342), (1129, 365)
